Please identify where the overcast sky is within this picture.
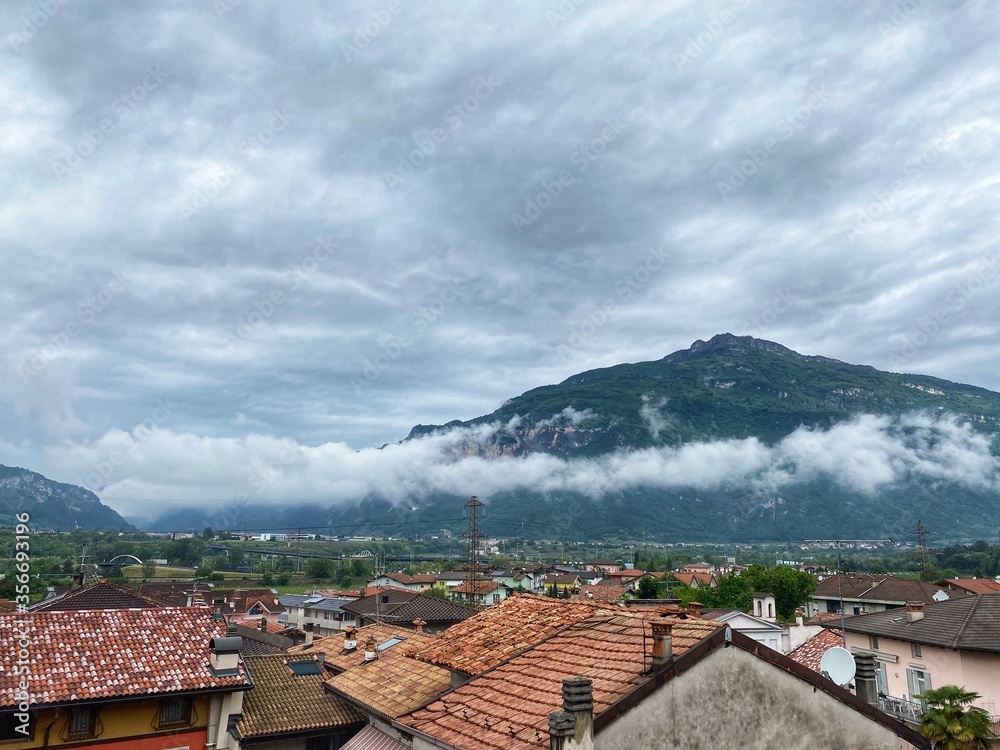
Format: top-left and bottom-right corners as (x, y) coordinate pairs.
(3, 1), (1000, 518)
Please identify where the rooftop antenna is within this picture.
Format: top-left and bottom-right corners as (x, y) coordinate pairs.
(910, 521), (930, 581)
(462, 496), (485, 605)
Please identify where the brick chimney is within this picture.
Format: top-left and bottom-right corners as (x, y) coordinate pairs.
(688, 601), (702, 618)
(304, 623), (315, 646)
(905, 602), (924, 622)
(650, 618), (673, 668)
(412, 618), (426, 633)
(343, 626), (358, 652)
(364, 637), (377, 662)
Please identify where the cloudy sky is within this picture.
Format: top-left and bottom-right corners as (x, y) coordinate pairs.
(3, 0), (1000, 518)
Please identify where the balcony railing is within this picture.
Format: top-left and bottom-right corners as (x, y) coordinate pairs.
(877, 696), (924, 724)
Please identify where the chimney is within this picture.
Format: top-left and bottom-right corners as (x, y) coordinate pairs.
(412, 618), (426, 633)
(258, 617), (267, 632)
(795, 608), (804, 627)
(209, 634), (243, 677)
(548, 711), (575, 750)
(650, 618), (673, 668)
(364, 637), (377, 662)
(212, 598), (225, 620)
(905, 601), (924, 622)
(688, 602), (703, 618)
(343, 626), (358, 652)
(854, 653), (878, 706)
(304, 623), (315, 646)
(561, 677), (594, 750)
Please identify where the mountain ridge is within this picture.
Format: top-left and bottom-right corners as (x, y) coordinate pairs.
(0, 464), (134, 531)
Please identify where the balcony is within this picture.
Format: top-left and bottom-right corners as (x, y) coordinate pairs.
(877, 696), (924, 724)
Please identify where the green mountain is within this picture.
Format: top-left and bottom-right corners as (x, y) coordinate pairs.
(399, 334), (1000, 542)
(0, 465), (134, 531)
(408, 333), (1000, 454)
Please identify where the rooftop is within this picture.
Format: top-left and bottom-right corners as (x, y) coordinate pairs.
(325, 649), (452, 721)
(813, 574), (955, 604)
(832, 594), (1000, 652)
(399, 610), (724, 750)
(237, 654), (363, 739)
(26, 581), (162, 612)
(291, 622), (431, 673)
(788, 628), (845, 673)
(942, 578), (1000, 595)
(0, 608), (251, 708)
(342, 590), (474, 625)
(408, 594), (616, 676)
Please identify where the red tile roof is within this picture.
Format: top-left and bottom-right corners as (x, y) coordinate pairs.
(399, 611), (724, 749)
(0, 608), (251, 708)
(788, 628), (845, 672)
(408, 594), (616, 676)
(325, 650), (452, 720)
(943, 578), (1000, 595)
(577, 584), (628, 603)
(298, 623), (433, 673)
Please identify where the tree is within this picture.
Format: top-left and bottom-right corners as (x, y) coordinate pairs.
(276, 572), (291, 586)
(141, 559), (156, 579)
(635, 575), (662, 599)
(306, 558), (334, 580)
(917, 685), (996, 749)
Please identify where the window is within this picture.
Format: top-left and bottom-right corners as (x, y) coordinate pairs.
(907, 668), (931, 702)
(911, 642), (922, 658)
(869, 635), (879, 650)
(158, 697), (193, 728)
(1, 711), (35, 741)
(66, 707), (98, 740)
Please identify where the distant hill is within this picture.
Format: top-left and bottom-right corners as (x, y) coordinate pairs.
(144, 334), (1000, 542)
(0, 465), (134, 531)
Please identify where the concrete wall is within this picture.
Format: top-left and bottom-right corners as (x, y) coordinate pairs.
(596, 647), (919, 750)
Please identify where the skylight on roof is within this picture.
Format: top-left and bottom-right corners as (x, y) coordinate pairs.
(287, 660), (322, 676)
(376, 637), (405, 651)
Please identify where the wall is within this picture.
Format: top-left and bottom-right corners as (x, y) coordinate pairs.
(595, 647), (920, 750)
(4, 696), (211, 749)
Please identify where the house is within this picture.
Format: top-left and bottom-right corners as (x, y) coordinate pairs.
(233, 654), (365, 748)
(291, 621), (435, 675)
(585, 560), (623, 574)
(368, 573), (438, 593)
(0, 608), (252, 749)
(540, 573), (581, 595)
(673, 570), (719, 588)
(395, 606), (927, 749)
(937, 578), (1000, 596)
(678, 562), (714, 574)
(448, 580), (511, 606)
(341, 590), (474, 634)
(809, 574), (955, 617)
(789, 627), (845, 673)
(834, 596), (1000, 727)
(577, 584), (629, 604)
(278, 594), (357, 636)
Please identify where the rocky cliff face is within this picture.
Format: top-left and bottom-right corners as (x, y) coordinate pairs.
(0, 465), (132, 530)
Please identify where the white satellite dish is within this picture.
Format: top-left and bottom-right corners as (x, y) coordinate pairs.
(820, 646), (857, 687)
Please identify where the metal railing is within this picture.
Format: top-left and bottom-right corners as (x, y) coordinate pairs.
(877, 696), (924, 723)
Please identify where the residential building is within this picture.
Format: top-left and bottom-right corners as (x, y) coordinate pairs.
(0, 608), (252, 749)
(448, 580), (511, 606)
(937, 578), (1000, 596)
(585, 560), (623, 574)
(278, 594), (357, 636)
(341, 590), (473, 634)
(788, 627), (846, 673)
(835, 596), (1000, 727)
(809, 574), (956, 617)
(25, 580), (162, 611)
(540, 573), (581, 595)
(368, 573), (438, 593)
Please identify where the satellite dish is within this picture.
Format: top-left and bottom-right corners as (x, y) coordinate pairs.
(820, 647), (857, 686)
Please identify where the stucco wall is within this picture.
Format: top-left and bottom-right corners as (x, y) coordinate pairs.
(596, 646), (919, 750)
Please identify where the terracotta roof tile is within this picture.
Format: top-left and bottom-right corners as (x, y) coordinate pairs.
(577, 584), (628, 603)
(408, 595), (619, 676)
(0, 608), (250, 708)
(788, 628), (844, 672)
(400, 610), (724, 750)
(300, 623), (434, 673)
(943, 578), (1000, 594)
(28, 581), (163, 611)
(238, 654), (363, 738)
(325, 650), (452, 720)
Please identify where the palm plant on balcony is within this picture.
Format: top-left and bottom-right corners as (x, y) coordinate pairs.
(916, 685), (996, 750)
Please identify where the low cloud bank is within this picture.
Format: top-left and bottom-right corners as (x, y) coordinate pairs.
(30, 411), (1000, 516)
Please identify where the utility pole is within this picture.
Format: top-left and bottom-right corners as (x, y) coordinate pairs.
(462, 496), (485, 605)
(910, 521), (930, 581)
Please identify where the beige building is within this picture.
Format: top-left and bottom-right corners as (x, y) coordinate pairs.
(837, 596), (1000, 729)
